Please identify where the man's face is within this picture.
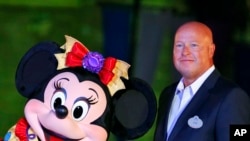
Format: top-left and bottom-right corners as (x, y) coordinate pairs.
(173, 26), (214, 84)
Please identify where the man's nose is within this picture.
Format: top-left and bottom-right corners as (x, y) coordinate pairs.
(182, 45), (191, 55)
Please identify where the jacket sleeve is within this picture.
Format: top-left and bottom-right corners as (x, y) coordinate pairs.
(216, 87), (250, 141)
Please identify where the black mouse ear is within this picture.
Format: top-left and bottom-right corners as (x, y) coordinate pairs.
(111, 77), (157, 140)
(15, 41), (63, 98)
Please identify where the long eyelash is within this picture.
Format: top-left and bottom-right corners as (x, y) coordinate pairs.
(54, 80), (62, 89)
(87, 95), (98, 105)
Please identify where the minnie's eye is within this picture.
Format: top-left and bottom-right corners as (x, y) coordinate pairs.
(72, 100), (89, 121)
(51, 91), (66, 111)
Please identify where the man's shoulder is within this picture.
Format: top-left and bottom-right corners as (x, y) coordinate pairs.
(161, 82), (179, 93)
(158, 82), (179, 101)
(212, 75), (250, 99)
(216, 76), (239, 90)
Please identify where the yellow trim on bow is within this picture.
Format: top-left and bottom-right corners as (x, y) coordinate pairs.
(108, 60), (130, 95)
(55, 35), (88, 70)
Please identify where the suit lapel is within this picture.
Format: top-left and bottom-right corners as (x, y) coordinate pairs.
(168, 70), (220, 141)
(156, 83), (177, 140)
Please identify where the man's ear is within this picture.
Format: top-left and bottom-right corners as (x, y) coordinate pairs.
(110, 77), (157, 140)
(209, 43), (215, 58)
(15, 41), (63, 98)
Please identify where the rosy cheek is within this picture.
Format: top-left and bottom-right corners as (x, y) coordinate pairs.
(25, 99), (47, 114)
(81, 125), (108, 140)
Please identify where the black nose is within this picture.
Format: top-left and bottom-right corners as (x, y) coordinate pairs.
(55, 105), (68, 119)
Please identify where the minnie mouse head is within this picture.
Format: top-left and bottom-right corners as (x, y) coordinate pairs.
(4, 35), (157, 141)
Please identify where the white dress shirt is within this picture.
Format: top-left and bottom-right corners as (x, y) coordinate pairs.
(166, 65), (215, 140)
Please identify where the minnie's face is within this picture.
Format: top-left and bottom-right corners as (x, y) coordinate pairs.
(24, 72), (108, 141)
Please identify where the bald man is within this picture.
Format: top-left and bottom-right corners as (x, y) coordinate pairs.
(154, 21), (250, 141)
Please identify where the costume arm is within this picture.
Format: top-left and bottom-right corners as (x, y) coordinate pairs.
(3, 118), (39, 141)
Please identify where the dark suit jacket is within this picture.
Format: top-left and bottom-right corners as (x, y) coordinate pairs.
(154, 69), (250, 141)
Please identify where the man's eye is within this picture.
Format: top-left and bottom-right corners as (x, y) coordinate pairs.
(176, 44), (183, 47)
(191, 44), (198, 47)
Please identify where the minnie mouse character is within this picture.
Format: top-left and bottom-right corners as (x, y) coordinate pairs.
(3, 35), (157, 141)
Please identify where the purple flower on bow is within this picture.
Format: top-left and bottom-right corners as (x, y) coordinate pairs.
(82, 52), (104, 73)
